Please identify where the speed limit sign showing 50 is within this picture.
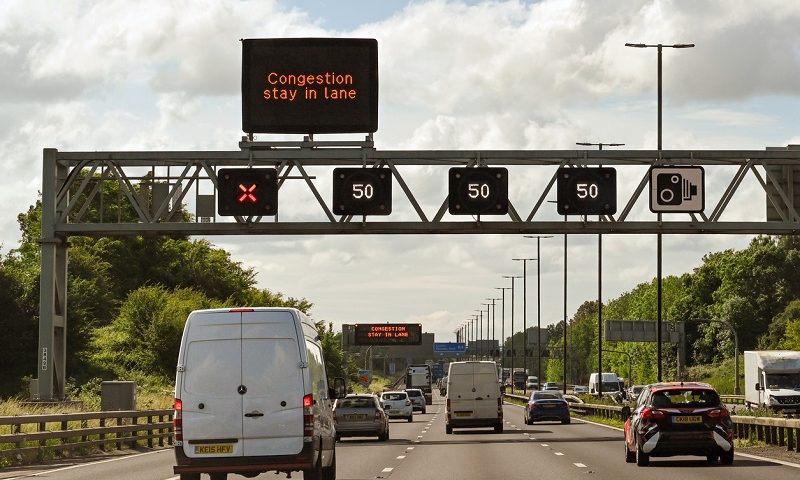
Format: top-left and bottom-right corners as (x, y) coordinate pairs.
(556, 167), (617, 215)
(448, 167), (509, 215)
(333, 168), (392, 215)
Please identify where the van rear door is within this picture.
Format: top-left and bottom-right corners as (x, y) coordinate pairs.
(241, 310), (305, 456)
(180, 311), (243, 458)
(472, 362), (500, 419)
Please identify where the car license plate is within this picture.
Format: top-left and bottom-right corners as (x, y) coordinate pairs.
(543, 404), (556, 409)
(345, 414), (367, 421)
(389, 410), (400, 415)
(454, 411), (472, 417)
(673, 415), (702, 424)
(194, 444), (233, 454)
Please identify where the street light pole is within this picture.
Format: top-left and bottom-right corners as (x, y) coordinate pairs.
(513, 257), (536, 394)
(495, 287), (510, 371)
(487, 297), (500, 359)
(625, 41), (694, 382)
(524, 235), (553, 389)
(503, 275), (522, 390)
(575, 142), (624, 395)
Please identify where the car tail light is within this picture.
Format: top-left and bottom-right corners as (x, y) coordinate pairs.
(375, 410), (382, 420)
(406, 400), (412, 406)
(707, 408), (730, 419)
(303, 394), (314, 442)
(641, 407), (666, 421)
(173, 398), (183, 442)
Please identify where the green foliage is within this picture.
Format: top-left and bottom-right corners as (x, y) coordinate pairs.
(86, 286), (220, 383)
(315, 321), (359, 386)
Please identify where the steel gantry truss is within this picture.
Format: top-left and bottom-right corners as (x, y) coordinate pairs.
(37, 144), (800, 399)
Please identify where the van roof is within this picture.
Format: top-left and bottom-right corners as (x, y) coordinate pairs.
(191, 307), (301, 314)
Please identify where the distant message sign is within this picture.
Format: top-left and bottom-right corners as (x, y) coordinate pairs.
(353, 324), (422, 345)
(241, 38), (378, 134)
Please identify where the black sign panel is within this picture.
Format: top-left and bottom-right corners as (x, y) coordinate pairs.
(448, 167), (509, 215)
(217, 168), (278, 216)
(332, 168), (392, 216)
(354, 324), (423, 345)
(556, 167), (617, 215)
(242, 38), (378, 134)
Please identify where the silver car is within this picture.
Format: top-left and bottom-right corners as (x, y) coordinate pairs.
(380, 391), (414, 422)
(333, 394), (389, 441)
(404, 388), (427, 414)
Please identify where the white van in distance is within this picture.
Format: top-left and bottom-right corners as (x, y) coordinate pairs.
(445, 361), (503, 434)
(172, 308), (345, 480)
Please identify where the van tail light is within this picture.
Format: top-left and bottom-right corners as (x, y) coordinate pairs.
(497, 397), (503, 418)
(641, 407), (666, 422)
(303, 394), (314, 442)
(707, 408), (730, 419)
(173, 398), (183, 442)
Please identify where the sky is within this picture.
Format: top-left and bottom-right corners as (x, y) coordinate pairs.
(2, 0), (800, 345)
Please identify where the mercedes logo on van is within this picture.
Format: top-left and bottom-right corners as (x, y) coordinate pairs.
(237, 385), (247, 395)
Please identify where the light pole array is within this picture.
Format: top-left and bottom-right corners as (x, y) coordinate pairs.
(503, 275), (522, 390)
(625, 41), (694, 382)
(487, 297), (500, 359)
(495, 287), (510, 370)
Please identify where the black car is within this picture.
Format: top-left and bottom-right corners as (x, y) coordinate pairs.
(624, 382), (734, 466)
(524, 391), (570, 425)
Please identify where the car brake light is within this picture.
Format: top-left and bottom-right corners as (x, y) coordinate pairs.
(406, 400), (411, 406)
(375, 410), (382, 420)
(303, 394), (314, 441)
(641, 407), (666, 421)
(707, 408), (730, 419)
(173, 398), (183, 442)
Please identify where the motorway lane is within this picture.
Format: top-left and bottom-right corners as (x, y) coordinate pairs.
(4, 394), (799, 480)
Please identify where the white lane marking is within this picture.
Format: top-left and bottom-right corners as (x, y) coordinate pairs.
(554, 452), (564, 456)
(397, 455), (406, 459)
(417, 435), (423, 438)
(540, 443), (549, 447)
(406, 447), (415, 450)
(6, 449), (171, 478)
(574, 463), (587, 468)
(735, 452), (800, 469)
(382, 467), (394, 473)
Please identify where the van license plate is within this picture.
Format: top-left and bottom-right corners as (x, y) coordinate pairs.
(673, 416), (702, 424)
(194, 444), (233, 454)
(454, 411), (472, 417)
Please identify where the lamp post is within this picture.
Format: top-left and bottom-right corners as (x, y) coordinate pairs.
(495, 287), (510, 370)
(524, 235), (553, 389)
(487, 297), (500, 359)
(574, 142), (624, 395)
(513, 257), (536, 394)
(625, 41), (694, 382)
(503, 275), (522, 390)
(482, 303), (492, 360)
(474, 310), (484, 359)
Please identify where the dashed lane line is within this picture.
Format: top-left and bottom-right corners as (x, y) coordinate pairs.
(554, 452), (564, 456)
(574, 463), (587, 468)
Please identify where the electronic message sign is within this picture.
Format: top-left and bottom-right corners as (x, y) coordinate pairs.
(353, 324), (423, 345)
(241, 38), (378, 134)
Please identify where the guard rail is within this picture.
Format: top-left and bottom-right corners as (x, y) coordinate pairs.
(0, 409), (173, 463)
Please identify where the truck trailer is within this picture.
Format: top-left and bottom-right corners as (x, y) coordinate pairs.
(744, 350), (800, 413)
(406, 364), (433, 404)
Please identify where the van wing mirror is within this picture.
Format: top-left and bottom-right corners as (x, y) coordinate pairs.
(755, 383), (761, 391)
(332, 377), (347, 399)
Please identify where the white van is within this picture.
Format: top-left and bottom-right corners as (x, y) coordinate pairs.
(445, 361), (503, 434)
(588, 372), (622, 395)
(172, 308), (345, 480)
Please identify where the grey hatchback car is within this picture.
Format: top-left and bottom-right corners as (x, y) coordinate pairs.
(333, 394), (389, 441)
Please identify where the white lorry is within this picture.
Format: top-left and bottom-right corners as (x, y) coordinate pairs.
(406, 364), (433, 404)
(744, 350), (800, 413)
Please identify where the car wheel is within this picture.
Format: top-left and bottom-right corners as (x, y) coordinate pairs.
(625, 442), (636, 463)
(720, 448), (734, 465)
(422, 407), (427, 414)
(561, 417), (570, 425)
(322, 449), (336, 480)
(335, 433), (341, 442)
(706, 454), (718, 464)
(635, 443), (649, 467)
(494, 424), (503, 433)
(209, 474), (227, 480)
(407, 414), (413, 423)
(179, 475), (200, 480)
(446, 425), (453, 434)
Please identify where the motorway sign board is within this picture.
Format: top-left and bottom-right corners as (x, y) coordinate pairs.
(433, 342), (466, 353)
(353, 323), (422, 345)
(649, 166), (705, 213)
(556, 167), (617, 215)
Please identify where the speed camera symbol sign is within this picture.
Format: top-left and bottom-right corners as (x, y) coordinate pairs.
(649, 166), (705, 213)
